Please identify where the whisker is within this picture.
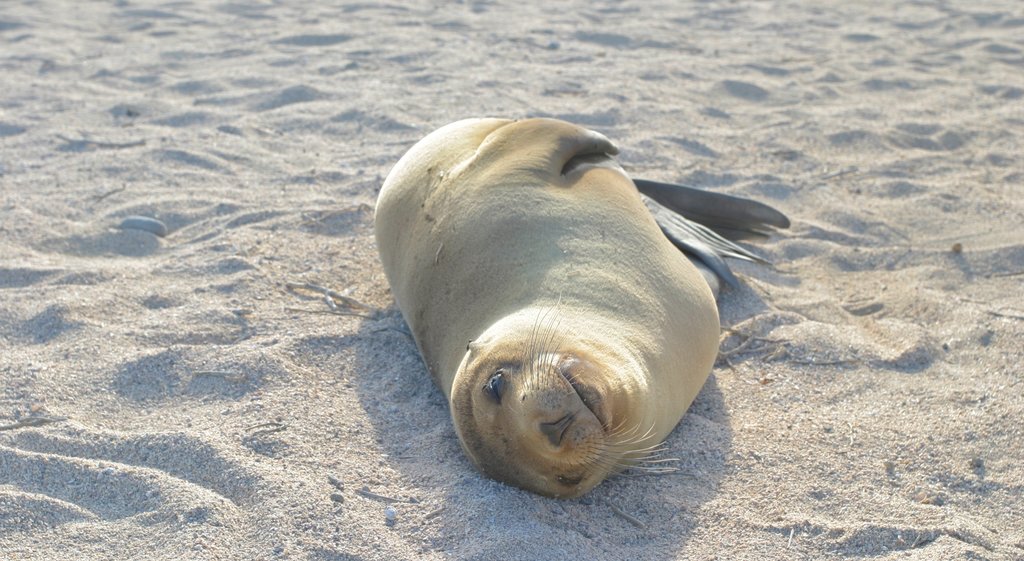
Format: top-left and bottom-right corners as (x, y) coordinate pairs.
(523, 302), (568, 394)
(629, 454), (678, 464)
(524, 306), (551, 393)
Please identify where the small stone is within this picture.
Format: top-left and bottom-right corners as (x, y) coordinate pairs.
(330, 492), (344, 504)
(912, 490), (945, 506)
(119, 215), (168, 237)
(384, 505), (397, 526)
(951, 242), (963, 253)
(970, 457), (984, 470)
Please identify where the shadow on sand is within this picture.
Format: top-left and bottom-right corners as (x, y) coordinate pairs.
(341, 303), (734, 559)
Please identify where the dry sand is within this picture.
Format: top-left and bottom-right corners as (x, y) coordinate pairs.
(2, 1), (1023, 560)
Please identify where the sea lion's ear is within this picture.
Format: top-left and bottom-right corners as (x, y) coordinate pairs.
(467, 339), (484, 355)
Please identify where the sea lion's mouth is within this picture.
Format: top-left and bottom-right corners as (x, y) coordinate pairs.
(560, 150), (618, 176)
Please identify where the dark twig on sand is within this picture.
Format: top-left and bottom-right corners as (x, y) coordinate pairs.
(821, 166), (859, 180)
(57, 135), (146, 151)
(356, 486), (419, 505)
(94, 185), (127, 202)
(284, 306), (374, 319)
(285, 281), (373, 312)
(719, 328), (859, 368)
(603, 499), (646, 529)
(719, 335), (781, 359)
(0, 416), (68, 432)
(424, 508), (444, 520)
(987, 309), (1024, 321)
(789, 357), (859, 366)
(193, 370), (248, 383)
(245, 421), (287, 436)
(370, 325), (416, 344)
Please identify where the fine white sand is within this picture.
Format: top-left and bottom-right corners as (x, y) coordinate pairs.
(2, 1), (1022, 559)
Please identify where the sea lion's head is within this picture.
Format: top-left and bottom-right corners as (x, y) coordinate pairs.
(449, 307), (642, 498)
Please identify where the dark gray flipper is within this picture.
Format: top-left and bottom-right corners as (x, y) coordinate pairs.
(634, 179), (789, 291)
(634, 179), (790, 241)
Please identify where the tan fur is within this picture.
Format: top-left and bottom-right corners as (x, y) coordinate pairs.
(374, 118), (720, 497)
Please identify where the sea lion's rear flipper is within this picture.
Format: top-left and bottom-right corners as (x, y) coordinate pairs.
(633, 179), (790, 241)
(633, 179), (789, 292)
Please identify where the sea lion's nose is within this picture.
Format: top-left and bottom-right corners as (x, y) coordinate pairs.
(539, 412), (576, 447)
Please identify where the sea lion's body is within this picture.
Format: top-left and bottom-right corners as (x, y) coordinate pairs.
(375, 118), (721, 497)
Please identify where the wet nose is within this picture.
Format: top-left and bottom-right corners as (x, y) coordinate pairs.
(539, 412), (576, 447)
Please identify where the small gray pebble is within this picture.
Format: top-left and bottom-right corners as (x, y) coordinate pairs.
(384, 505), (397, 526)
(119, 215), (168, 237)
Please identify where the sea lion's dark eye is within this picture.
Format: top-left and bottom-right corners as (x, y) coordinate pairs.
(484, 370), (506, 403)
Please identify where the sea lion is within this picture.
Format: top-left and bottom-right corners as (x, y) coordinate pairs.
(374, 118), (787, 497)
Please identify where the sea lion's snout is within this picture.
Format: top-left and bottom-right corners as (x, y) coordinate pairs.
(521, 381), (597, 447)
(449, 342), (612, 497)
(518, 352), (609, 447)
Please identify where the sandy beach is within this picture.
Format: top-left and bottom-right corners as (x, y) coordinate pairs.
(1, 1), (1022, 559)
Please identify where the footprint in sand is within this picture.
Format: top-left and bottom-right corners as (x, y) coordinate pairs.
(0, 427), (261, 525)
(887, 122), (970, 151)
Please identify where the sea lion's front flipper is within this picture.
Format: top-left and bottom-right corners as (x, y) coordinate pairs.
(633, 179), (790, 241)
